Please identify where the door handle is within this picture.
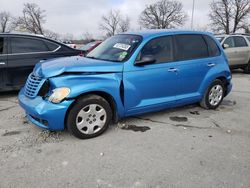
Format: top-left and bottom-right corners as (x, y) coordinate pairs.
(0, 62), (6, 65)
(168, 68), (178, 72)
(207, 63), (215, 67)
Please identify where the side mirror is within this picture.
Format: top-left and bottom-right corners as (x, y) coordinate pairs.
(223, 43), (229, 49)
(134, 55), (156, 66)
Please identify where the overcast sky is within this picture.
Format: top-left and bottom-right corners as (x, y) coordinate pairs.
(0, 0), (213, 39)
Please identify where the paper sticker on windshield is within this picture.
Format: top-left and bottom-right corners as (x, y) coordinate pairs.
(113, 43), (131, 51)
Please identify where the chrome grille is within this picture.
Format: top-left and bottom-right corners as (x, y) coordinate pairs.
(24, 74), (45, 98)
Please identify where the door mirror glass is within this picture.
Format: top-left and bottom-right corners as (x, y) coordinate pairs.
(135, 55), (156, 66)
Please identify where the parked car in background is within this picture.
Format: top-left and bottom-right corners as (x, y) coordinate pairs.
(215, 34), (250, 73)
(19, 30), (232, 139)
(63, 41), (77, 49)
(80, 41), (102, 54)
(0, 33), (82, 91)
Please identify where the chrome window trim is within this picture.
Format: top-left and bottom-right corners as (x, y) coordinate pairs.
(0, 45), (61, 56)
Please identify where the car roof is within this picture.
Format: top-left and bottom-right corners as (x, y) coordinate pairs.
(215, 34), (250, 37)
(0, 32), (71, 47)
(123, 29), (213, 39)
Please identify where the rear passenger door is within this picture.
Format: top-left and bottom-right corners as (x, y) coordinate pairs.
(233, 36), (250, 65)
(0, 36), (7, 89)
(7, 36), (55, 88)
(173, 34), (216, 102)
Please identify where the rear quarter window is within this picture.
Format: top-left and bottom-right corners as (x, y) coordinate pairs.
(44, 40), (60, 51)
(203, 35), (221, 57)
(175, 34), (209, 61)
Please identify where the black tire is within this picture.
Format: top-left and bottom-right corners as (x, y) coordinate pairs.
(200, 79), (225, 110)
(244, 61), (250, 74)
(66, 95), (112, 139)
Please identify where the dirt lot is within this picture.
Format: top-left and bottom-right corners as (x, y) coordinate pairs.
(0, 71), (249, 188)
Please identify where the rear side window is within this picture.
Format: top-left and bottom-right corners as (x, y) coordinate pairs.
(203, 35), (221, 57)
(175, 34), (208, 61)
(140, 36), (173, 64)
(0, 37), (4, 54)
(44, 41), (60, 51)
(234, 36), (248, 47)
(11, 37), (49, 54)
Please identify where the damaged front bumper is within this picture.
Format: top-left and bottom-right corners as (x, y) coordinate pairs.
(18, 88), (74, 131)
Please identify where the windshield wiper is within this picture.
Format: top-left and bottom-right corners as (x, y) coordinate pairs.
(86, 56), (97, 60)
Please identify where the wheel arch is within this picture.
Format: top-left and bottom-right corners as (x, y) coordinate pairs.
(64, 91), (119, 129)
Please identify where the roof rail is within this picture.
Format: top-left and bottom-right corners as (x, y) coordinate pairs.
(229, 33), (250, 36)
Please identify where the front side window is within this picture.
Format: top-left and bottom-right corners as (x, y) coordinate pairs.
(234, 36), (248, 47)
(86, 34), (142, 62)
(0, 37), (4, 54)
(139, 36), (173, 64)
(223, 37), (235, 48)
(11, 37), (49, 54)
(247, 37), (250, 43)
(175, 34), (209, 61)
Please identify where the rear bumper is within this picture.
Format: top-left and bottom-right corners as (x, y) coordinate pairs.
(18, 88), (74, 131)
(225, 82), (233, 96)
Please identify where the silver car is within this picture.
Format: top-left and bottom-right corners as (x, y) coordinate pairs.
(216, 34), (250, 73)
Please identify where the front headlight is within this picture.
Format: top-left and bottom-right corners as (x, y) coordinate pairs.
(48, 87), (71, 104)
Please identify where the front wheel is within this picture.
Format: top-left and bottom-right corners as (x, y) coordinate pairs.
(244, 61), (250, 74)
(66, 95), (112, 139)
(200, 79), (225, 109)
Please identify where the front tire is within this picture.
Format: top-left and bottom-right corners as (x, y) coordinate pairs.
(244, 61), (250, 74)
(200, 79), (225, 109)
(66, 95), (112, 139)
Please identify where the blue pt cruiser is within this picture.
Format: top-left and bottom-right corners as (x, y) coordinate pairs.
(19, 30), (232, 139)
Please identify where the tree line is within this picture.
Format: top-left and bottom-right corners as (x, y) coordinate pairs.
(0, 0), (250, 41)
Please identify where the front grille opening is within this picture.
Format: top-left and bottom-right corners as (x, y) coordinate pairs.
(30, 115), (49, 126)
(38, 80), (50, 97)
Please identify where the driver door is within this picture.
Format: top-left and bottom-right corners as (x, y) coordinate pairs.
(123, 36), (178, 116)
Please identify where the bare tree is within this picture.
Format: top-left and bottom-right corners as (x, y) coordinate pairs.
(0, 11), (14, 33)
(138, 0), (187, 29)
(119, 16), (130, 33)
(100, 10), (130, 37)
(209, 0), (250, 34)
(16, 3), (46, 34)
(82, 32), (94, 43)
(233, 0), (250, 32)
(209, 0), (231, 34)
(44, 30), (61, 41)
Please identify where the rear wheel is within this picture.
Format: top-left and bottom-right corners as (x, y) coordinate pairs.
(244, 61), (250, 74)
(200, 79), (225, 109)
(66, 95), (112, 139)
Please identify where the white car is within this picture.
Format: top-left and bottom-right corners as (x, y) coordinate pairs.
(216, 34), (250, 73)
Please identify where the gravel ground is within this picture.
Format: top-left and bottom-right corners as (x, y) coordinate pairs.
(0, 71), (249, 188)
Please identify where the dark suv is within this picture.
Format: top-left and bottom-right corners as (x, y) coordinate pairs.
(0, 33), (81, 91)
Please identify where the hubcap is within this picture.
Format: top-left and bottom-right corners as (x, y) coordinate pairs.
(76, 104), (107, 135)
(208, 85), (223, 106)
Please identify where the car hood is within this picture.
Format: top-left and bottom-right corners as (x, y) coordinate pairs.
(33, 56), (123, 78)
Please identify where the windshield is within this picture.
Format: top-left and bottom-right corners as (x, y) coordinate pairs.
(215, 37), (225, 43)
(86, 34), (142, 62)
(81, 42), (99, 51)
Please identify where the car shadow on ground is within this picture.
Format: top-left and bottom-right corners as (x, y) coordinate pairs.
(0, 91), (19, 99)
